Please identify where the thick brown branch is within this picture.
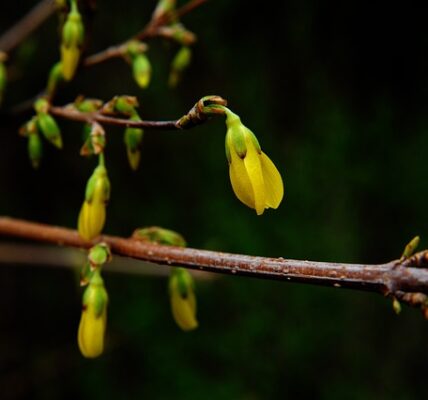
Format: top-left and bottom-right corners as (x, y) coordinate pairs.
(0, 0), (56, 53)
(84, 0), (207, 67)
(1, 217), (428, 307)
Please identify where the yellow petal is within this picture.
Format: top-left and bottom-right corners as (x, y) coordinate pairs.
(78, 309), (106, 358)
(229, 148), (255, 209)
(260, 152), (284, 209)
(61, 45), (80, 81)
(243, 137), (265, 215)
(171, 291), (198, 331)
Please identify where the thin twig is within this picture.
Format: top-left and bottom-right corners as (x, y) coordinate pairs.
(49, 105), (182, 129)
(84, 0), (207, 67)
(0, 0), (57, 53)
(1, 217), (428, 314)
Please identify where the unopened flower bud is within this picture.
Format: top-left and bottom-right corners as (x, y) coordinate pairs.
(47, 62), (64, 97)
(124, 115), (144, 170)
(78, 269), (108, 358)
(37, 113), (63, 149)
(78, 159), (110, 241)
(60, 0), (84, 80)
(169, 267), (198, 331)
(28, 133), (43, 169)
(132, 54), (151, 89)
(169, 46), (192, 87)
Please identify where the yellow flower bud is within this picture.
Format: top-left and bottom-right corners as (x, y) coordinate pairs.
(225, 110), (284, 215)
(78, 162), (110, 241)
(169, 268), (198, 331)
(60, 1), (84, 80)
(78, 270), (108, 358)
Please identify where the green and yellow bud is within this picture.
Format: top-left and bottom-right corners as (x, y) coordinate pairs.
(46, 62), (64, 97)
(132, 54), (151, 89)
(0, 56), (7, 105)
(401, 235), (420, 259)
(132, 226), (187, 247)
(28, 133), (43, 169)
(169, 267), (198, 331)
(37, 113), (63, 149)
(169, 46), (192, 87)
(78, 160), (110, 241)
(78, 269), (108, 358)
(102, 96), (139, 117)
(124, 115), (144, 171)
(152, 0), (176, 20)
(225, 109), (284, 215)
(60, 0), (84, 80)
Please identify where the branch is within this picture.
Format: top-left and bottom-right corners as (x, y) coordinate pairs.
(49, 105), (182, 130)
(83, 0), (207, 67)
(1, 217), (428, 314)
(0, 0), (56, 53)
(48, 95), (227, 129)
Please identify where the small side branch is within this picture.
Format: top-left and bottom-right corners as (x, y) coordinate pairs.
(0, 0), (57, 53)
(1, 217), (428, 314)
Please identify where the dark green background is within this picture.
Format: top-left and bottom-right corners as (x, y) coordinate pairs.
(1, 0), (428, 398)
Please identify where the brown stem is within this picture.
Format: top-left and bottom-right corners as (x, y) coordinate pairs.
(1, 217), (428, 307)
(49, 105), (182, 130)
(84, 0), (207, 67)
(0, 0), (57, 53)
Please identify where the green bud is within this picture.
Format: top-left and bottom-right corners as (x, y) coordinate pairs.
(401, 236), (420, 259)
(0, 60), (7, 105)
(133, 226), (186, 247)
(19, 116), (38, 137)
(102, 96), (139, 116)
(392, 297), (401, 315)
(169, 46), (192, 87)
(34, 98), (49, 114)
(84, 164), (110, 203)
(124, 114), (144, 170)
(28, 133), (43, 169)
(75, 97), (103, 113)
(47, 62), (64, 97)
(152, 0), (176, 20)
(132, 54), (151, 89)
(37, 113), (63, 149)
(88, 243), (112, 267)
(61, 0), (84, 80)
(126, 40), (147, 58)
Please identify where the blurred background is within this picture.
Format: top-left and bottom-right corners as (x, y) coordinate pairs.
(1, 0), (428, 398)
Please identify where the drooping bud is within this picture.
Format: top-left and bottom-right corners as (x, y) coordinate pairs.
(0, 52), (7, 105)
(74, 96), (103, 113)
(224, 108), (284, 215)
(124, 114), (144, 170)
(78, 269), (108, 358)
(60, 0), (84, 80)
(169, 46), (192, 87)
(46, 62), (64, 98)
(77, 156), (110, 241)
(169, 267), (198, 331)
(28, 132), (43, 169)
(132, 54), (151, 89)
(34, 98), (63, 148)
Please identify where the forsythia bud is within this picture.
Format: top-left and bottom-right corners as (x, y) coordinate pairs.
(37, 113), (63, 149)
(401, 236), (420, 259)
(0, 55), (7, 105)
(47, 62), (64, 97)
(169, 267), (198, 331)
(152, 0), (176, 20)
(124, 115), (144, 170)
(78, 269), (108, 358)
(28, 133), (43, 169)
(132, 54), (151, 89)
(132, 226), (186, 247)
(61, 0), (84, 80)
(169, 46), (192, 87)
(77, 158), (110, 241)
(224, 109), (284, 215)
